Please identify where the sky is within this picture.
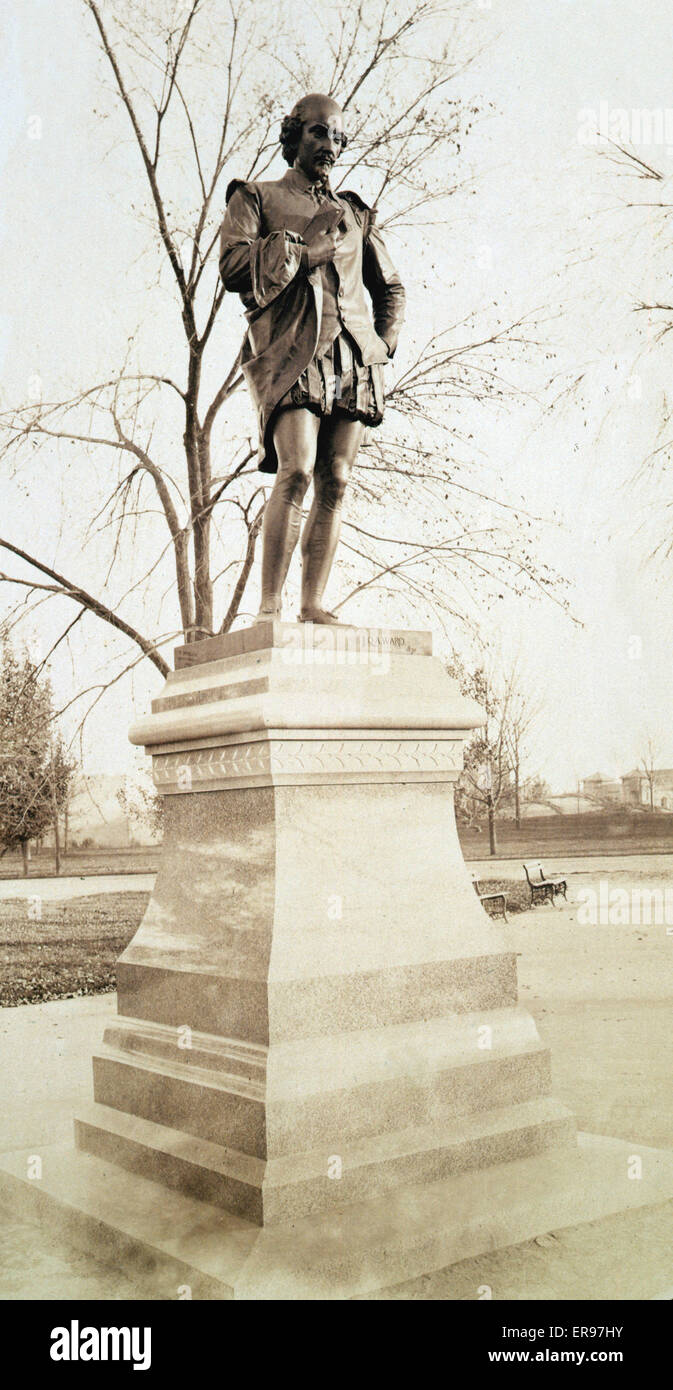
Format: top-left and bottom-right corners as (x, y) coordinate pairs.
(1, 0), (673, 793)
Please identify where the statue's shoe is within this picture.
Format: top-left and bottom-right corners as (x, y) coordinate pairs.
(252, 607), (282, 625)
(298, 607), (343, 625)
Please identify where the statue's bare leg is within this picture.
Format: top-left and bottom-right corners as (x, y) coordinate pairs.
(255, 408), (320, 621)
(300, 416), (365, 623)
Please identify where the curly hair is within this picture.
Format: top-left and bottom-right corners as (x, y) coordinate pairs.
(279, 109), (348, 166)
(279, 113), (304, 167)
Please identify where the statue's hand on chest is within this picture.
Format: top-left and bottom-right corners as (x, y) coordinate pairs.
(261, 191), (353, 241)
(302, 201), (347, 242)
(258, 190), (360, 275)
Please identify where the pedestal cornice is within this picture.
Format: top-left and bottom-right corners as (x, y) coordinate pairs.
(129, 624), (485, 789)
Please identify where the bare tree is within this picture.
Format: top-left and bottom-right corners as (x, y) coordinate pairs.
(640, 733), (660, 811)
(594, 138), (673, 563)
(502, 662), (541, 829)
(448, 660), (516, 856)
(1, 1), (567, 726)
(48, 737), (78, 875)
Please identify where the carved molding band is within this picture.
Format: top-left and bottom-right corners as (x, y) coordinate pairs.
(152, 737), (463, 792)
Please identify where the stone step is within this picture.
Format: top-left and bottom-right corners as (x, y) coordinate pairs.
(5, 1131), (673, 1297)
(75, 1094), (575, 1225)
(77, 1102), (265, 1225)
(91, 1022), (555, 1160)
(102, 1005), (542, 1089)
(102, 1018), (267, 1083)
(103, 1017), (267, 1083)
(92, 1048), (266, 1158)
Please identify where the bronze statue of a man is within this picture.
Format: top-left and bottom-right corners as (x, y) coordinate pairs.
(219, 93), (405, 624)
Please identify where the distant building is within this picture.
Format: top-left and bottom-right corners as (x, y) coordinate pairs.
(580, 772), (623, 803)
(515, 768), (673, 819)
(514, 793), (599, 818)
(621, 768), (673, 811)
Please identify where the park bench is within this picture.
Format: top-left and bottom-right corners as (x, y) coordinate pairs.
(523, 861), (567, 907)
(472, 874), (508, 922)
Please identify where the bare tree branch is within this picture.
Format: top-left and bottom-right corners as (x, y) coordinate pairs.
(0, 539), (169, 676)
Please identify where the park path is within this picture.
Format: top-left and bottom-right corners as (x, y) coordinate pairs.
(1, 852), (673, 900)
(469, 851), (673, 879)
(0, 873), (155, 901)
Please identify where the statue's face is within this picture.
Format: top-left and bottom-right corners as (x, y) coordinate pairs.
(294, 98), (345, 181)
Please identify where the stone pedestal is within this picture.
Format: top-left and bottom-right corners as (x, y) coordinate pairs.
(75, 622), (575, 1234)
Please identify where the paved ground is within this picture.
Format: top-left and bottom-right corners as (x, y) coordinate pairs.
(508, 897), (673, 1152)
(0, 851), (670, 901)
(0, 862), (672, 1299)
(0, 873), (156, 901)
(0, 994), (118, 1154)
(365, 1200), (673, 1300)
(1, 850), (667, 906)
(1, 1212), (152, 1301)
(470, 851), (673, 880)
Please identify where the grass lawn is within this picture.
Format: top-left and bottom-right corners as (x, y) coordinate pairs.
(473, 879), (532, 917)
(459, 809), (673, 860)
(0, 847), (159, 880)
(0, 882), (534, 1008)
(2, 810), (673, 881)
(0, 892), (149, 1006)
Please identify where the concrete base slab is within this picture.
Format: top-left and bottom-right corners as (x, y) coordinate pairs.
(1, 1131), (672, 1299)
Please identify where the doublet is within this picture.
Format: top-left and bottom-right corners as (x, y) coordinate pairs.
(219, 166), (406, 472)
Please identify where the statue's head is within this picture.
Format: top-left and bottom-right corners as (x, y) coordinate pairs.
(280, 94), (347, 180)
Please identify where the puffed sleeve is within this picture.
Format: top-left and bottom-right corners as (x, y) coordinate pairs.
(219, 182), (308, 309)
